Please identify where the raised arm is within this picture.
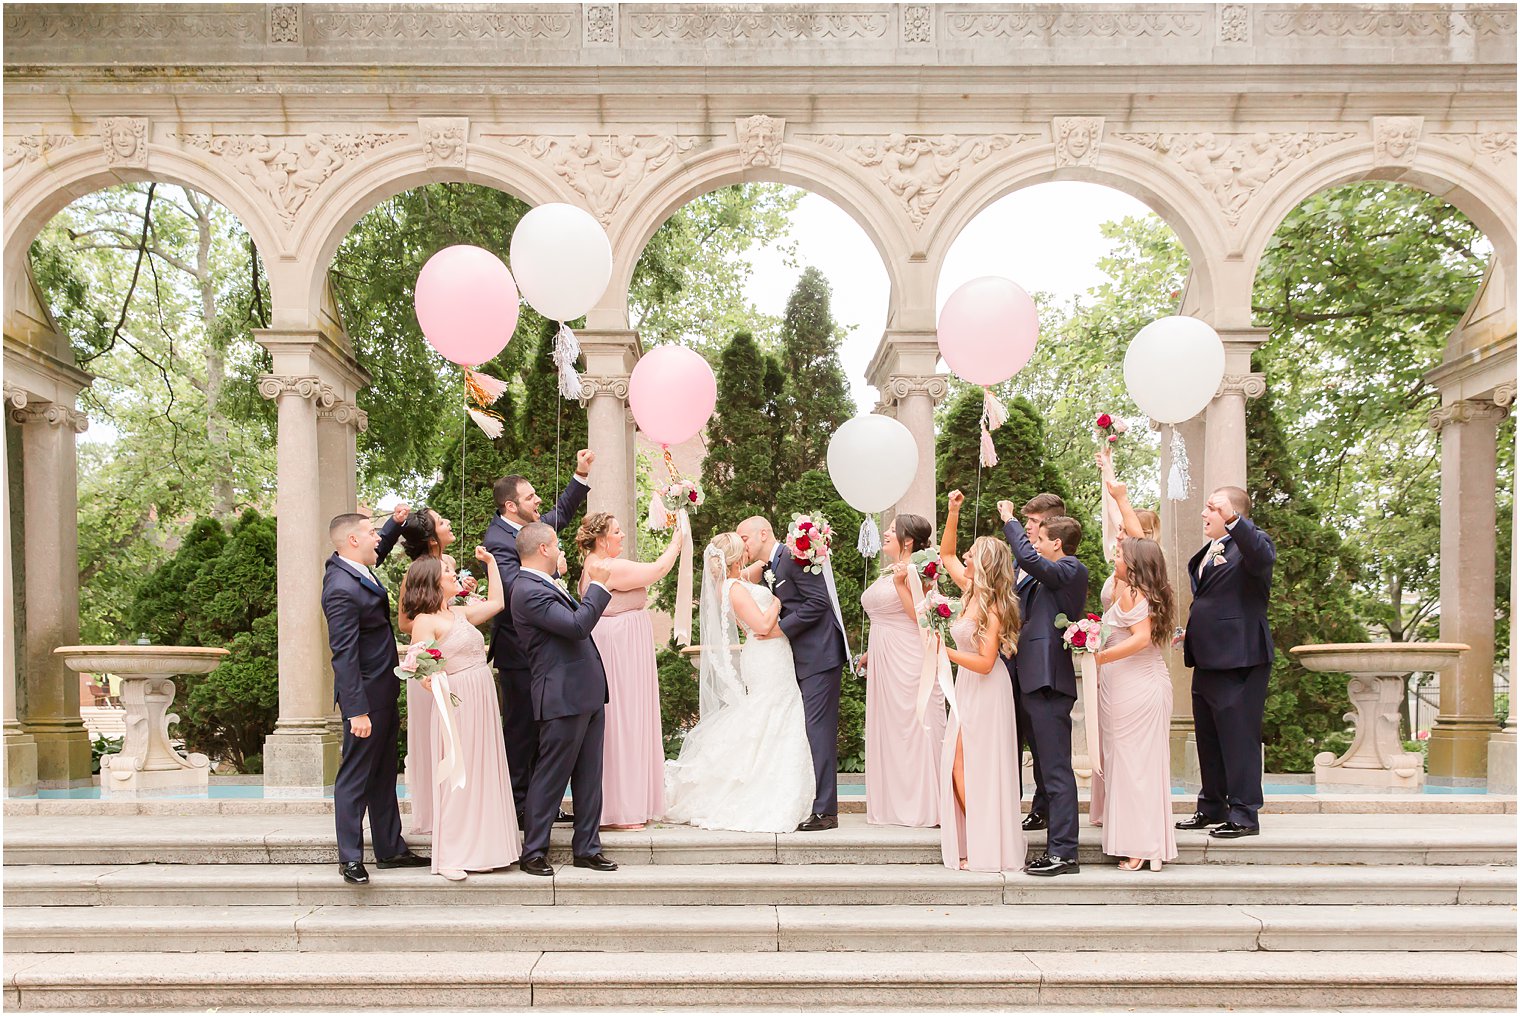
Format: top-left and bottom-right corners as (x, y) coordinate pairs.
(462, 546), (506, 626)
(1097, 450), (1146, 542)
(999, 515), (1077, 589)
(945, 611), (1003, 676)
(1226, 515), (1277, 577)
(542, 450), (594, 532)
(516, 581), (612, 641)
(605, 521), (684, 591)
(374, 505), (407, 566)
(939, 490), (970, 592)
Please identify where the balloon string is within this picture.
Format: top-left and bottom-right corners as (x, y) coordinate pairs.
(555, 390), (563, 495)
(972, 459), (984, 538)
(460, 371), (468, 542)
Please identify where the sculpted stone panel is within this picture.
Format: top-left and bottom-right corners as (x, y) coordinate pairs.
(1262, 6), (1514, 37)
(99, 117), (149, 169)
(1115, 130), (1357, 225)
(944, 10), (1204, 39)
(1430, 131), (1517, 164)
(2, 9), (260, 40)
(177, 132), (408, 226)
(269, 4), (301, 45)
(737, 115), (785, 169)
(1053, 117), (1103, 168)
(805, 133), (1031, 228)
(902, 5), (933, 45)
(421, 117), (468, 169)
(4, 132), (78, 172)
(1217, 4), (1250, 43)
(625, 9), (889, 41)
(307, 10), (574, 41)
(1373, 116), (1423, 166)
(495, 133), (702, 223)
(584, 4), (617, 45)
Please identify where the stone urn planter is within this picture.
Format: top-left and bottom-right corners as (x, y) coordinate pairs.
(54, 645), (228, 797)
(1290, 642), (1468, 794)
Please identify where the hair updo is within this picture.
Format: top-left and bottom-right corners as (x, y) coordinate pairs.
(576, 512), (617, 555)
(892, 513), (933, 555)
(398, 508), (440, 560)
(705, 532), (743, 582)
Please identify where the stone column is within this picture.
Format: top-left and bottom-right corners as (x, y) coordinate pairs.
(866, 332), (947, 522)
(1157, 416), (1208, 782)
(1489, 383), (1517, 793)
(2, 384), (37, 796)
(577, 330), (640, 557)
(1427, 397), (1507, 785)
(1203, 372), (1267, 494)
(316, 390), (366, 741)
(258, 372), (340, 793)
(12, 400), (92, 785)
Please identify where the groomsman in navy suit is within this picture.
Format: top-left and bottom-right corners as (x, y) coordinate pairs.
(1177, 486), (1276, 839)
(323, 511), (428, 884)
(510, 522), (617, 876)
(998, 501), (1089, 877)
(484, 450), (594, 822)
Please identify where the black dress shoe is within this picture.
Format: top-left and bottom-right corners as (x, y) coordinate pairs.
(1021, 812), (1048, 831)
(520, 855), (555, 877)
(376, 850), (430, 868)
(572, 852), (618, 871)
(555, 809), (575, 824)
(1024, 854), (1080, 877)
(1209, 822), (1259, 839)
(796, 813), (839, 832)
(1175, 811), (1224, 831)
(339, 861), (370, 885)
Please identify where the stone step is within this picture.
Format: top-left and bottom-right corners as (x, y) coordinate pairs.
(5, 862), (1513, 908)
(6, 903), (1515, 955)
(6, 812), (1515, 867)
(5, 950), (1515, 1011)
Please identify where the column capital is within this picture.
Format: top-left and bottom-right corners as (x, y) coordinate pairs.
(1215, 372), (1267, 399)
(1493, 381), (1516, 408)
(880, 373), (950, 406)
(257, 374), (332, 405)
(9, 402), (88, 433)
(2, 383), (28, 410)
(1428, 397), (1508, 432)
(316, 394), (368, 433)
(577, 374), (631, 407)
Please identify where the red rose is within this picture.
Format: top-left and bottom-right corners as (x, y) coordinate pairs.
(1108, 434), (1119, 443)
(798, 521), (813, 532)
(924, 562), (938, 578)
(688, 490), (699, 502)
(936, 602), (952, 618)
(795, 535), (811, 551)
(1071, 631), (1088, 647)
(1096, 413), (1113, 429)
(426, 648), (442, 659)
(1087, 613), (1101, 621)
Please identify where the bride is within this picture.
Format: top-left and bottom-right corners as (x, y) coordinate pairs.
(663, 532), (815, 833)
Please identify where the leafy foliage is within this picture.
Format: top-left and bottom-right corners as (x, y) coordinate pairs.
(694, 330), (784, 549)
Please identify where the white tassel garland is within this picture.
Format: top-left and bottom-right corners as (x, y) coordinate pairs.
(1167, 427), (1192, 501)
(467, 408), (505, 440)
(857, 515), (882, 558)
(553, 323), (583, 401)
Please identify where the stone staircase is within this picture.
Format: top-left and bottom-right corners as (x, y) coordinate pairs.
(3, 810), (1515, 1010)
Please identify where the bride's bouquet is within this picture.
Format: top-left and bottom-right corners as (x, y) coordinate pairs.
(917, 589), (962, 641)
(1054, 612), (1107, 655)
(785, 512), (833, 575)
(908, 546), (942, 588)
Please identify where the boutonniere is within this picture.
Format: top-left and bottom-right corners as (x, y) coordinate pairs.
(1211, 548), (1228, 568)
(552, 576), (571, 596)
(763, 566), (776, 590)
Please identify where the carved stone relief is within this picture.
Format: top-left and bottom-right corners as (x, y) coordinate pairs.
(9, 403), (89, 433)
(1115, 130), (1357, 225)
(421, 117), (468, 169)
(99, 117), (149, 169)
(306, 10), (574, 41)
(1430, 131), (1517, 163)
(1053, 117), (1103, 168)
(177, 131), (408, 226)
(737, 115), (785, 169)
(584, 4), (616, 45)
(1372, 116), (1423, 166)
(902, 5), (933, 44)
(944, 10), (1204, 39)
(496, 133), (702, 223)
(268, 4), (301, 44)
(805, 133), (1030, 228)
(626, 10), (889, 41)
(1217, 4), (1250, 43)
(4, 132), (78, 172)
(1263, 7), (1513, 37)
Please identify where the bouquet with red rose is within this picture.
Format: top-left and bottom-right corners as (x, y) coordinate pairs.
(1054, 612), (1107, 655)
(451, 568), (486, 608)
(1094, 411), (1130, 446)
(396, 640), (461, 706)
(909, 546), (942, 587)
(656, 476), (705, 515)
(917, 589), (962, 641)
(786, 512), (833, 575)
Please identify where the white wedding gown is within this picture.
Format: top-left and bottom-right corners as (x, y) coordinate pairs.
(664, 579), (816, 833)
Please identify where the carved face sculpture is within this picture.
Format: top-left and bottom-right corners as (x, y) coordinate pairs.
(1384, 126), (1417, 159)
(109, 122), (138, 159)
(1065, 123), (1093, 160)
(570, 134), (594, 158)
(431, 128), (461, 161)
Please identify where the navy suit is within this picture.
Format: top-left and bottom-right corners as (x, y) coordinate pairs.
(766, 544), (849, 816)
(1003, 518), (1089, 860)
(322, 517), (406, 864)
(483, 477), (590, 816)
(1184, 516), (1276, 829)
(511, 571), (612, 859)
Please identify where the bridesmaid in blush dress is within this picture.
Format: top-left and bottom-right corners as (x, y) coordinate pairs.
(1094, 537), (1178, 871)
(936, 490), (1026, 873)
(577, 512), (683, 830)
(402, 548), (520, 881)
(861, 513), (945, 828)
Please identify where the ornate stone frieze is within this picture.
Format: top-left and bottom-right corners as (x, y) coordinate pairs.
(2, 384), (29, 411)
(902, 5), (933, 45)
(881, 374), (950, 404)
(2, 9), (260, 40)
(9, 403), (88, 432)
(584, 4), (617, 45)
(1429, 131), (1517, 163)
(177, 132), (408, 226)
(495, 133), (702, 224)
(1053, 117), (1103, 168)
(257, 374), (332, 404)
(805, 133), (1030, 228)
(1428, 398), (1508, 431)
(99, 117), (149, 169)
(1263, 7), (1514, 38)
(269, 4), (301, 45)
(421, 117), (468, 169)
(1217, 4), (1250, 43)
(626, 10), (889, 41)
(1372, 116), (1423, 166)
(737, 115), (785, 169)
(1114, 131), (1357, 226)
(307, 10), (574, 41)
(1215, 373), (1267, 399)
(944, 10), (1204, 39)
(577, 375), (632, 407)
(3, 132), (78, 172)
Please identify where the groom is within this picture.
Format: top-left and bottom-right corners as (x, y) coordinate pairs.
(738, 516), (850, 831)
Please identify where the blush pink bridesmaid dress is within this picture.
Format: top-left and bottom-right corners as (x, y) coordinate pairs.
(862, 574), (945, 827)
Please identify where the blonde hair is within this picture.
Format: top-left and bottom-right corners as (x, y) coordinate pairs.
(1135, 509), (1160, 540)
(705, 532), (743, 582)
(965, 536), (1021, 656)
(575, 511), (617, 555)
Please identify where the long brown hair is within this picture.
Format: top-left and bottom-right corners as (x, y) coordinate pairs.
(401, 556), (447, 620)
(965, 536), (1021, 656)
(1119, 538), (1174, 646)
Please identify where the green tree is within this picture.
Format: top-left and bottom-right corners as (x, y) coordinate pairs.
(775, 267), (855, 480)
(695, 330), (784, 548)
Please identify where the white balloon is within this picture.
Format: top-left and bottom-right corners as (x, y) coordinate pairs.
(1123, 316), (1226, 424)
(508, 203), (613, 322)
(827, 415), (920, 514)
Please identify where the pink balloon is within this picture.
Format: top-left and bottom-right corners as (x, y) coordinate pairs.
(627, 345), (717, 446)
(414, 245), (520, 366)
(937, 276), (1039, 386)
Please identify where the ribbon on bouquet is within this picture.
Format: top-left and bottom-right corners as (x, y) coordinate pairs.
(428, 673), (466, 792)
(907, 569), (958, 727)
(1077, 652), (1102, 779)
